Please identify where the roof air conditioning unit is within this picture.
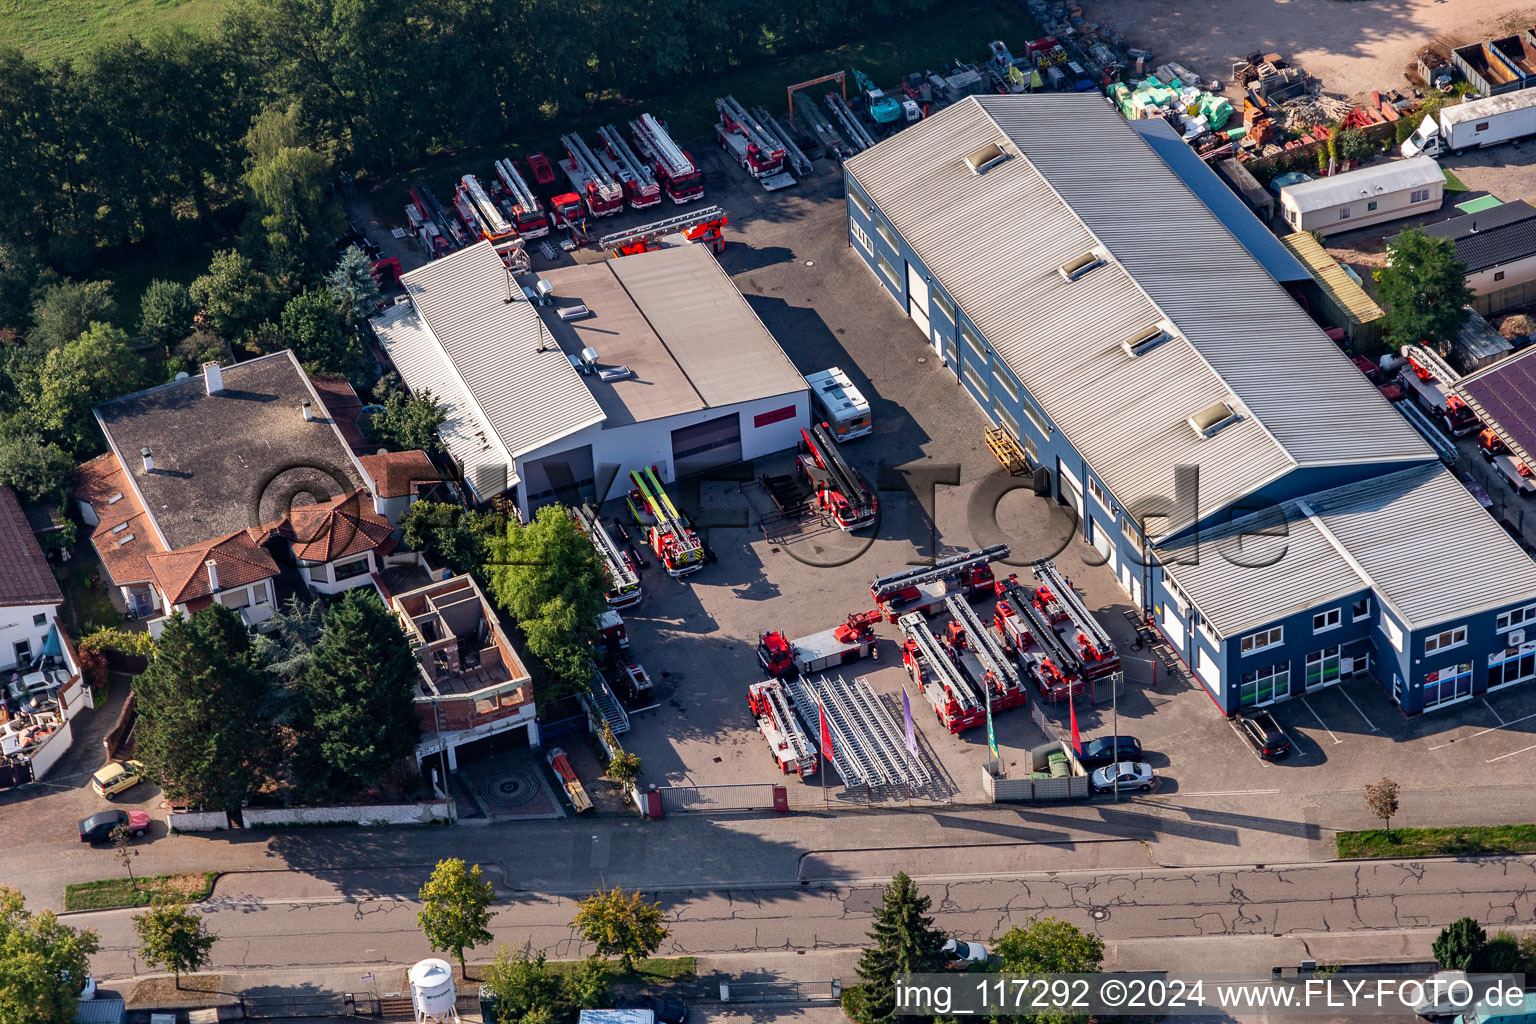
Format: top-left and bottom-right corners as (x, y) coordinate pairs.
(1121, 325), (1169, 358)
(964, 142), (1010, 175)
(1188, 401), (1239, 438)
(1059, 251), (1104, 282)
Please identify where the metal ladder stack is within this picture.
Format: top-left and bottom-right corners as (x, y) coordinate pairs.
(461, 174), (512, 236)
(561, 133), (624, 204)
(786, 674), (871, 786)
(584, 667), (631, 735)
(574, 504), (638, 594)
(494, 158), (540, 214)
(899, 612), (982, 715)
(753, 106), (812, 176)
(871, 544), (1011, 600)
(793, 92), (849, 158)
(595, 125), (657, 188)
(762, 681), (816, 776)
(844, 675), (929, 787)
(1032, 560), (1114, 657)
(716, 96), (785, 160)
(632, 113), (696, 178)
(825, 93), (877, 151)
(634, 467), (703, 562)
(597, 205), (727, 251)
(785, 675), (925, 788)
(945, 593), (1022, 693)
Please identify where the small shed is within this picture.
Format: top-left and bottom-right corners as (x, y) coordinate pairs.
(74, 998), (126, 1024)
(1217, 157), (1275, 222)
(1280, 232), (1385, 353)
(1278, 157), (1445, 235)
(1453, 307), (1514, 373)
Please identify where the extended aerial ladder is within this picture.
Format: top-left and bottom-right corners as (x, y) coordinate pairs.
(899, 612), (984, 733)
(752, 105), (813, 176)
(995, 575), (1085, 703)
(493, 158), (549, 239)
(595, 125), (661, 210)
(572, 504), (641, 609)
(945, 593), (1027, 711)
(630, 114), (703, 203)
(748, 679), (817, 777)
(626, 466), (703, 576)
(870, 543), (1010, 620)
(407, 186), (453, 257)
(1400, 344), (1480, 436)
(715, 95), (787, 178)
(826, 92), (877, 151)
(798, 422), (876, 531)
(560, 133), (625, 218)
(596, 205), (729, 255)
(1032, 560), (1119, 680)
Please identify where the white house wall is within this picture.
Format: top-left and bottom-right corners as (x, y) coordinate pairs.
(0, 603), (60, 671)
(1466, 251), (1536, 294)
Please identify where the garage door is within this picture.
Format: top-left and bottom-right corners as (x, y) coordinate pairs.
(1090, 518), (1118, 573)
(1057, 460), (1084, 519)
(672, 414), (742, 478)
(523, 444), (595, 509)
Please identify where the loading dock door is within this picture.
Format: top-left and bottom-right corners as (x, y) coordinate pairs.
(672, 413), (742, 478)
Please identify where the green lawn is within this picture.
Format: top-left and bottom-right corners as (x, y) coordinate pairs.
(546, 957), (696, 985)
(64, 871), (217, 911)
(373, 1), (1036, 214)
(7, 0), (228, 62)
(56, 559), (126, 637)
(1442, 167), (1469, 193)
(1336, 824), (1536, 859)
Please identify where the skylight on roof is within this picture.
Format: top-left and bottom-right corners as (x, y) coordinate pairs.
(107, 492), (124, 505)
(116, 533), (135, 546)
(1121, 325), (1171, 358)
(1188, 401), (1240, 438)
(965, 142), (1011, 175)
(1059, 251), (1106, 282)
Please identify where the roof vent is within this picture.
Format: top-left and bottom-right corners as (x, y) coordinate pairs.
(1059, 251), (1105, 282)
(965, 142), (1011, 175)
(1188, 401), (1240, 438)
(1121, 325), (1170, 358)
(106, 492), (124, 505)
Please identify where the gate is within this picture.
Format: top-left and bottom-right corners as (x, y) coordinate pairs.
(656, 783), (777, 812)
(241, 992), (352, 1018)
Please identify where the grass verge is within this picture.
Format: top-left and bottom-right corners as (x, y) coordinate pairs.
(65, 871), (217, 911)
(1336, 824), (1536, 859)
(546, 956), (696, 984)
(1442, 167), (1469, 193)
(12, 0), (228, 62)
(128, 974), (226, 1005)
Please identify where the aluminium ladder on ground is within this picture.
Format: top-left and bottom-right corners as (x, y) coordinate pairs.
(632, 113), (696, 178)
(898, 612), (983, 715)
(825, 92), (876, 151)
(584, 667), (631, 735)
(561, 132), (624, 203)
(633, 466), (703, 561)
(461, 174), (513, 236)
(793, 91), (849, 158)
(785, 674), (927, 789)
(759, 680), (817, 776)
(595, 124), (658, 188)
(1032, 560), (1114, 656)
(945, 593), (1023, 693)
(597, 205), (727, 251)
(574, 504), (638, 593)
(494, 157), (541, 214)
(716, 95), (786, 160)
(752, 106), (813, 176)
(871, 543), (1011, 600)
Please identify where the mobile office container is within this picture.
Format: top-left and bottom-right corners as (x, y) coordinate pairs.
(1278, 157), (1444, 236)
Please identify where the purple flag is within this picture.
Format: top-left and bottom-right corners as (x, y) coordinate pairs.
(902, 685), (918, 756)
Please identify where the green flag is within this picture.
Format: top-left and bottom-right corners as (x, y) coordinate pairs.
(986, 692), (998, 760)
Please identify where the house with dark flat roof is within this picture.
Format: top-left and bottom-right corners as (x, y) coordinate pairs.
(75, 353), (417, 630)
(1412, 199), (1536, 316)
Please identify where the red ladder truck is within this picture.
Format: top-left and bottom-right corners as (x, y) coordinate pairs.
(597, 206), (729, 256)
(994, 577), (1086, 704)
(630, 113), (704, 203)
(715, 95), (787, 178)
(758, 610), (880, 678)
(748, 679), (818, 776)
(596, 125), (662, 210)
(559, 133), (624, 218)
(899, 611), (986, 733)
(1031, 560), (1119, 681)
(870, 544), (1010, 621)
(1399, 344), (1481, 437)
(944, 592), (1028, 712)
(456, 174), (522, 258)
(493, 158), (549, 239)
(571, 504), (641, 609)
(797, 422), (877, 531)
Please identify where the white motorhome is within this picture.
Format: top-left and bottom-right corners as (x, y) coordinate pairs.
(1401, 89), (1536, 158)
(804, 366), (872, 440)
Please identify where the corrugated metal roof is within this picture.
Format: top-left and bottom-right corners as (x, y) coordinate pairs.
(400, 242), (605, 460)
(1130, 118), (1310, 284)
(1279, 156), (1444, 213)
(74, 997), (125, 1024)
(371, 299), (518, 497)
(607, 245), (807, 406)
(1163, 463), (1536, 635)
(1280, 231), (1385, 327)
(845, 95), (1431, 535)
(1417, 199), (1536, 273)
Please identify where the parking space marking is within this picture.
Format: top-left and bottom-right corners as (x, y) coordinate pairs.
(1299, 697), (1343, 745)
(1225, 719), (1274, 767)
(1176, 789), (1282, 798)
(1483, 698), (1507, 726)
(1339, 688), (1378, 733)
(1428, 708), (1536, 750)
(1488, 742), (1536, 763)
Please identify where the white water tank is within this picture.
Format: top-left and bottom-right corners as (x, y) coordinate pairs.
(408, 958), (457, 1019)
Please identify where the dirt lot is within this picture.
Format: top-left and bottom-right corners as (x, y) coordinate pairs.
(1091, 0), (1536, 101)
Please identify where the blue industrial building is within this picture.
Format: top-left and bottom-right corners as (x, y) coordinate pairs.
(843, 93), (1536, 716)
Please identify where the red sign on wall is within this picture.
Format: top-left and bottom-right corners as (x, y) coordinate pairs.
(754, 405), (797, 429)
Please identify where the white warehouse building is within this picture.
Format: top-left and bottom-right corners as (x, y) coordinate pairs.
(373, 242), (810, 514)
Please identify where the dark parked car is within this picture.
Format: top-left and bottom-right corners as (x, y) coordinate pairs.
(1076, 735), (1142, 770)
(646, 997), (688, 1024)
(1235, 710), (1292, 759)
(78, 809), (149, 843)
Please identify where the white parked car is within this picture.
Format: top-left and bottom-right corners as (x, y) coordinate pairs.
(943, 938), (988, 970)
(1090, 761), (1155, 793)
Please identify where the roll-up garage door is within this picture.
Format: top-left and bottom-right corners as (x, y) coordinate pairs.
(523, 445), (595, 509)
(672, 414), (742, 478)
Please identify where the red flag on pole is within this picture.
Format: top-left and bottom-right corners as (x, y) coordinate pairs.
(819, 700), (835, 762)
(1069, 696), (1082, 755)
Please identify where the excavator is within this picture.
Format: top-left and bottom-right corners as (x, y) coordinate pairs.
(853, 68), (902, 124)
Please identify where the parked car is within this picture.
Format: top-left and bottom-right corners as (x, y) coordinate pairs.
(1411, 970), (1469, 1020)
(1076, 735), (1142, 770)
(943, 938), (988, 970)
(78, 809), (149, 843)
(1090, 762), (1155, 793)
(645, 996), (688, 1024)
(91, 759), (146, 799)
(1235, 709), (1292, 759)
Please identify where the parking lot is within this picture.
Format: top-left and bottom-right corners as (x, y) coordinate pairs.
(551, 133), (1536, 820)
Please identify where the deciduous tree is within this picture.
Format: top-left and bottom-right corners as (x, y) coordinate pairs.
(190, 249), (274, 341)
(139, 280), (197, 351)
(1433, 917), (1487, 971)
(371, 373), (445, 454)
(399, 501), (503, 578)
(418, 859), (497, 977)
(1363, 777), (1401, 839)
(0, 886), (99, 1024)
(994, 916), (1104, 973)
(571, 886), (669, 973)
(243, 102), (336, 281)
(16, 322), (140, 457)
(0, 430), (76, 505)
(280, 287), (362, 378)
(849, 872), (948, 1024)
(483, 943), (565, 1024)
(1376, 228), (1473, 354)
(132, 899), (216, 988)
